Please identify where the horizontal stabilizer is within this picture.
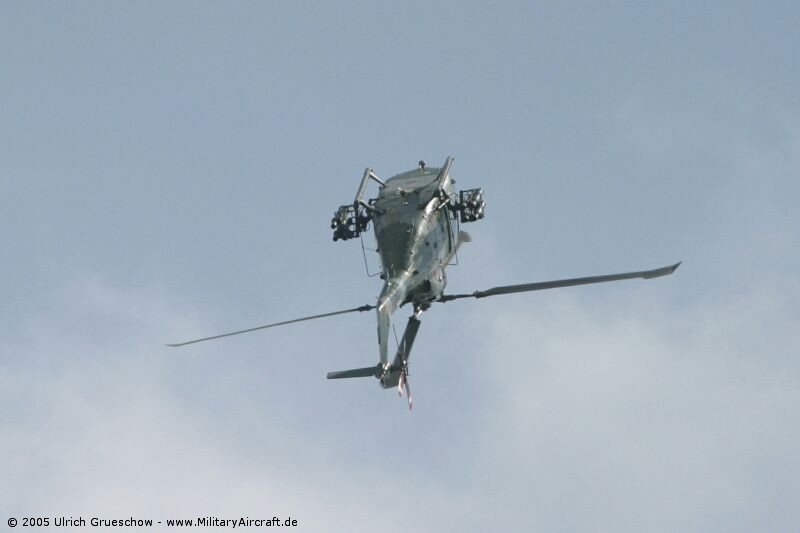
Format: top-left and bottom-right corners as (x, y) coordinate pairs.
(327, 365), (380, 380)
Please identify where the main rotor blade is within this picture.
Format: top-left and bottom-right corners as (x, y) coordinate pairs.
(166, 304), (375, 347)
(439, 262), (681, 302)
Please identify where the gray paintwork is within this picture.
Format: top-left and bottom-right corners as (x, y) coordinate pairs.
(167, 156), (679, 409)
(372, 163), (458, 368)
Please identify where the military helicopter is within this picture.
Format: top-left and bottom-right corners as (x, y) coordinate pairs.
(168, 156), (680, 409)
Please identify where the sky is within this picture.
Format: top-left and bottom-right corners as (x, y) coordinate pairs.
(1, 2), (799, 531)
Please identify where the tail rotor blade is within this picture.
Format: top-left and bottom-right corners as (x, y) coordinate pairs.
(405, 376), (413, 410)
(398, 372), (413, 410)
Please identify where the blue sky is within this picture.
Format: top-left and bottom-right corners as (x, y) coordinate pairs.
(2, 2), (799, 531)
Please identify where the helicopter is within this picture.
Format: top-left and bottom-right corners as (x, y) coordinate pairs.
(168, 156), (680, 409)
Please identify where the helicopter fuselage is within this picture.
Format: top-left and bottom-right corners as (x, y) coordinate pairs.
(371, 165), (458, 368)
(168, 155), (676, 410)
(375, 168), (457, 304)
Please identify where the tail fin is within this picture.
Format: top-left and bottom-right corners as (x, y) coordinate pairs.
(327, 365), (380, 380)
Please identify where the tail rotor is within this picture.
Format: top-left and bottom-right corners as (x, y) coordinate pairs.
(382, 313), (421, 410)
(398, 359), (413, 410)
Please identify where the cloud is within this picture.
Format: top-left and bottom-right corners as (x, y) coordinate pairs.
(470, 281), (800, 532)
(5, 276), (798, 532)
(0, 279), (475, 532)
